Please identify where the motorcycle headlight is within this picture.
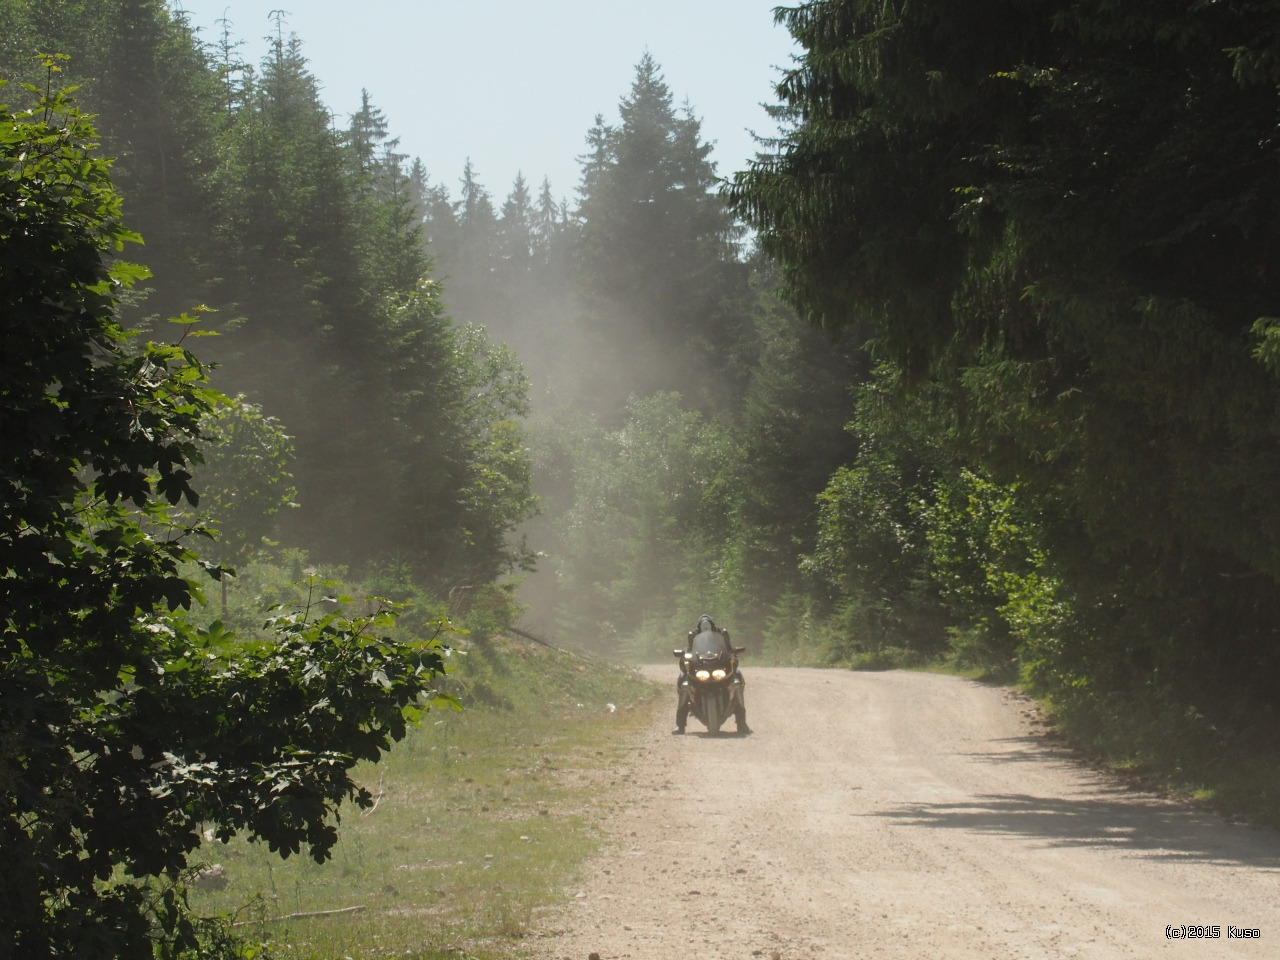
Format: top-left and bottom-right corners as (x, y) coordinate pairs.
(694, 670), (711, 681)
(711, 668), (727, 680)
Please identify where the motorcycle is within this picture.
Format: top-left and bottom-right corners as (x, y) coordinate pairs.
(673, 630), (746, 734)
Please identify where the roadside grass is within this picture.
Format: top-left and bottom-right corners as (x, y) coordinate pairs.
(1035, 692), (1280, 832)
(909, 652), (1280, 832)
(189, 636), (662, 959)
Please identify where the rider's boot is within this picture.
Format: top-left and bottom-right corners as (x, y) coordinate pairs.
(674, 681), (689, 734)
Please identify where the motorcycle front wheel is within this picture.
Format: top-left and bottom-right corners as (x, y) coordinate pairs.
(703, 691), (723, 734)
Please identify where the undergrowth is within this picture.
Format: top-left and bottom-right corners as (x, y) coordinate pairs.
(1042, 686), (1280, 831)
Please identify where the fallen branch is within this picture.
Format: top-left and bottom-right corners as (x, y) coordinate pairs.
(232, 904), (365, 926)
(506, 624), (558, 649)
(506, 624), (604, 663)
(361, 770), (386, 817)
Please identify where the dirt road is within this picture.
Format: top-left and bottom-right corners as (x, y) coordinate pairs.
(529, 667), (1280, 959)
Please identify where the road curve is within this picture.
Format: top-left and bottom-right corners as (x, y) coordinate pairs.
(529, 667), (1280, 959)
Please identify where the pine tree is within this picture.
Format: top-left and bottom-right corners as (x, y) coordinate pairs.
(574, 53), (748, 413)
(456, 158), (499, 276)
(348, 90), (425, 296)
(416, 162), (458, 261)
(207, 26), (381, 557)
(499, 172), (535, 275)
(348, 87), (391, 177)
(532, 175), (567, 268)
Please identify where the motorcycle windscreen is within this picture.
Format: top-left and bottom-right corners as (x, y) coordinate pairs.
(690, 630), (726, 658)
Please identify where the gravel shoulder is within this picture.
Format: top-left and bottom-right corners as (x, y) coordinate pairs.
(528, 666), (1280, 959)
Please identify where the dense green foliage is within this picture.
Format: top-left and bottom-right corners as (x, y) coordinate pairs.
(730, 0), (1280, 717)
(523, 300), (861, 657)
(193, 397), (297, 572)
(0, 77), (457, 957)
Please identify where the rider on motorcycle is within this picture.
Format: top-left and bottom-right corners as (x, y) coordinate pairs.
(674, 614), (750, 735)
(685, 613), (731, 653)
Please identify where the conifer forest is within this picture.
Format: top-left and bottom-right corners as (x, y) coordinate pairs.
(3, 1), (1280, 956)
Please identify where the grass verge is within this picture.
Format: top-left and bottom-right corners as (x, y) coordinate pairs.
(1038, 691), (1280, 831)
(907, 653), (1280, 832)
(189, 635), (662, 959)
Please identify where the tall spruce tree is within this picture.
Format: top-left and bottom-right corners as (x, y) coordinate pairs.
(574, 53), (747, 414)
(499, 171), (535, 276)
(348, 90), (425, 298)
(209, 29), (371, 557)
(532, 174), (568, 269)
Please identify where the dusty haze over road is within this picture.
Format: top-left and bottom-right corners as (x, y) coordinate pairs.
(530, 668), (1280, 959)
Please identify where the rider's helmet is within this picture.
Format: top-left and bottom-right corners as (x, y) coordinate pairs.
(697, 614), (715, 633)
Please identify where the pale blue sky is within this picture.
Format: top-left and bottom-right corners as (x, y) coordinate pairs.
(171, 1), (800, 206)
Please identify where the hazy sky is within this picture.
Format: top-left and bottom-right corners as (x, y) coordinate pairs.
(171, 1), (800, 205)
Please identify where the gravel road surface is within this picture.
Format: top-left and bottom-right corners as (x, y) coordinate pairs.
(530, 667), (1280, 959)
